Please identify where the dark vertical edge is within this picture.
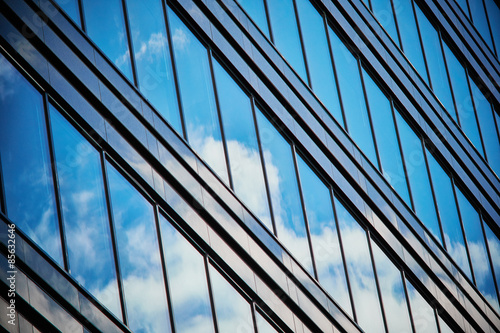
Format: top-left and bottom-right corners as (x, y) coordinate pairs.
(390, 0), (403, 48)
(439, 29), (461, 126)
(251, 302), (259, 333)
(434, 308), (442, 333)
(482, 0), (497, 57)
(291, 0), (312, 87)
(479, 213), (500, 309)
(411, 0), (432, 86)
(465, 71), (487, 158)
(262, 0), (274, 42)
(78, 0), (86, 32)
(0, 154), (6, 215)
(204, 255), (219, 333)
(401, 271), (417, 333)
(120, 0), (139, 88)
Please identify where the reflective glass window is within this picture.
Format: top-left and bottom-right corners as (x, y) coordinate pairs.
(168, 9), (229, 184)
(329, 30), (378, 165)
(394, 0), (428, 83)
(160, 215), (215, 333)
(371, 242), (413, 333)
(371, 0), (400, 46)
(267, 0), (308, 82)
(106, 163), (170, 332)
(425, 150), (472, 280)
(256, 111), (312, 274)
(237, 0), (270, 37)
(0, 56), (63, 265)
(395, 113), (441, 243)
(209, 264), (254, 333)
(126, 0), (182, 134)
(405, 280), (439, 333)
(50, 106), (121, 319)
(455, 0), (470, 18)
(485, 0), (500, 56)
(296, 155), (351, 315)
(469, 0), (494, 51)
(456, 187), (499, 310)
(484, 223), (500, 312)
(295, 0), (343, 124)
(212, 59), (272, 230)
(54, 0), (81, 26)
(256, 312), (280, 333)
(362, 69), (411, 206)
(335, 198), (385, 333)
(83, 0), (133, 81)
(438, 316), (454, 333)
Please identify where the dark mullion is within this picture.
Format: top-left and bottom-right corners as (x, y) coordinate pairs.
(208, 50), (234, 190)
(262, 0), (274, 42)
(401, 272), (417, 333)
(411, 0), (432, 86)
(433, 308), (442, 333)
(291, 147), (318, 280)
(251, 302), (259, 333)
(120, 0), (139, 88)
(291, 0), (312, 87)
(482, 0), (498, 58)
(78, 0), (86, 32)
(390, 0), (403, 49)
(492, 106), (500, 144)
(464, 0), (473, 21)
(479, 214), (500, 308)
(43, 94), (70, 272)
(0, 154), (6, 215)
(251, 99), (278, 236)
(330, 190), (357, 322)
(154, 207), (177, 333)
(204, 255), (220, 333)
(465, 72), (487, 159)
(439, 32), (461, 127)
(101, 153), (128, 325)
(163, 1), (188, 141)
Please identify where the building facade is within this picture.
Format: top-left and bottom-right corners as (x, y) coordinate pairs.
(0, 0), (499, 332)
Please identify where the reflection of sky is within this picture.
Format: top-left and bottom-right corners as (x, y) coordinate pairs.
(0, 55), (63, 266)
(160, 215), (215, 333)
(107, 164), (170, 332)
(405, 280), (439, 333)
(484, 224), (500, 313)
(49, 106), (121, 319)
(54, 0), (81, 26)
(237, 0), (270, 37)
(256, 312), (279, 333)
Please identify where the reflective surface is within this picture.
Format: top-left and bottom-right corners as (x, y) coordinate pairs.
(405, 280), (438, 333)
(54, 0), (81, 26)
(256, 312), (280, 333)
(469, 0), (494, 51)
(485, 0), (500, 57)
(371, 0), (400, 46)
(484, 223), (500, 312)
(237, 0), (270, 37)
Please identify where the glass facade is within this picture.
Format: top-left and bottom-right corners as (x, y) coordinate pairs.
(1, 0), (499, 332)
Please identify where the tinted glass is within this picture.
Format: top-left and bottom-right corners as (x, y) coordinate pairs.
(296, 0), (343, 124)
(54, 0), (81, 26)
(438, 316), (454, 333)
(456, 187), (499, 310)
(83, 0), (133, 81)
(267, 0), (308, 82)
(50, 106), (121, 319)
(296, 155), (351, 314)
(405, 280), (439, 333)
(256, 312), (280, 333)
(237, 0), (270, 37)
(396, 113), (441, 243)
(371, 0), (400, 46)
(484, 223), (500, 312)
(212, 60), (272, 230)
(485, 0), (500, 56)
(160, 216), (215, 333)
(335, 198), (385, 333)
(209, 264), (254, 333)
(371, 242), (413, 333)
(107, 164), (170, 332)
(469, 0), (494, 51)
(425, 150), (472, 280)
(256, 111), (312, 273)
(126, 0), (182, 134)
(168, 9), (229, 184)
(0, 56), (63, 265)
(363, 69), (411, 206)
(455, 0), (470, 18)
(329, 31), (378, 165)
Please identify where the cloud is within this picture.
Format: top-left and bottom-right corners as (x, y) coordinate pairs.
(172, 27), (190, 52)
(135, 32), (169, 62)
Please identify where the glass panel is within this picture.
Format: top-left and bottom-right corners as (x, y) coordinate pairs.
(50, 106), (121, 319)
(106, 163), (170, 332)
(405, 280), (439, 333)
(237, 0), (270, 37)
(371, 0), (400, 46)
(335, 198), (385, 333)
(168, 9), (229, 184)
(0, 55), (63, 265)
(469, 0), (494, 51)
(212, 59), (272, 230)
(159, 215), (215, 333)
(414, 6), (455, 120)
(394, 0), (428, 83)
(329, 30), (378, 164)
(126, 0), (182, 134)
(209, 264), (254, 333)
(371, 242), (413, 333)
(438, 316), (454, 333)
(266, 0), (308, 82)
(484, 223), (500, 311)
(395, 112), (441, 243)
(256, 111), (313, 274)
(54, 0), (81, 26)
(256, 312), (279, 333)
(83, 0), (133, 81)
(362, 69), (411, 206)
(295, 0), (343, 124)
(485, 0), (500, 56)
(455, 0), (470, 18)
(426, 150), (472, 280)
(456, 187), (500, 310)
(296, 155), (351, 315)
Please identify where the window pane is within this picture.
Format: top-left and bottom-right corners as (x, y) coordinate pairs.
(256, 111), (312, 274)
(405, 280), (439, 333)
(209, 265), (254, 333)
(395, 113), (441, 243)
(54, 0), (81, 26)
(469, 0), (494, 51)
(107, 164), (170, 332)
(455, 0), (470, 18)
(83, 0), (133, 81)
(456, 187), (499, 310)
(362, 69), (411, 206)
(0, 56), (63, 265)
(335, 198), (385, 333)
(256, 312), (279, 333)
(126, 0), (182, 134)
(168, 9), (229, 184)
(485, 0), (500, 56)
(50, 106), (121, 319)
(267, 0), (308, 82)
(212, 60), (272, 230)
(426, 150), (472, 280)
(329, 30), (378, 164)
(296, 155), (351, 315)
(484, 223), (500, 312)
(438, 316), (454, 333)
(295, 0), (343, 124)
(371, 0), (400, 46)
(160, 216), (215, 333)
(237, 0), (270, 37)
(371, 242), (413, 333)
